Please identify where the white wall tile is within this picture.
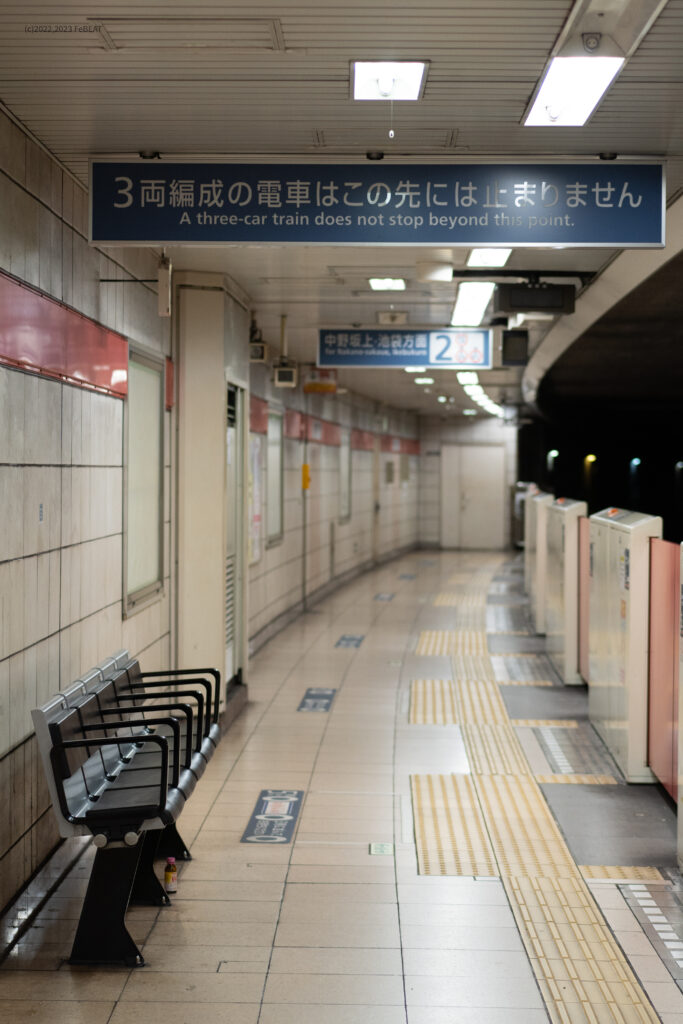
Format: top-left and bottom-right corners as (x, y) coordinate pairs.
(0, 657), (9, 755)
(0, 467), (24, 562)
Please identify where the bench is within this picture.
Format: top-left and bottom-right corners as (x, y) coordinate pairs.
(32, 649), (222, 967)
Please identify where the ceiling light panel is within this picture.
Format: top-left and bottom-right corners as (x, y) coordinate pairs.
(524, 55), (624, 126)
(467, 248), (512, 268)
(353, 61), (428, 101)
(451, 282), (495, 326)
(369, 277), (406, 291)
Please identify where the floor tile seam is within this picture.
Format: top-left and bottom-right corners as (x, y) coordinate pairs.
(256, 606), (401, 1024)
(395, 586), (439, 1024)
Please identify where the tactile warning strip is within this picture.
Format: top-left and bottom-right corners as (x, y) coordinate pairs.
(409, 680), (458, 725)
(476, 775), (577, 878)
(507, 875), (660, 1023)
(513, 719), (580, 729)
(416, 630), (488, 655)
(455, 608), (488, 630)
(408, 560), (662, 1022)
(411, 773), (498, 877)
(501, 679), (556, 687)
(455, 678), (509, 725)
(581, 866), (665, 883)
(433, 593), (487, 608)
(461, 724), (530, 776)
(536, 775), (618, 786)
(451, 654), (496, 681)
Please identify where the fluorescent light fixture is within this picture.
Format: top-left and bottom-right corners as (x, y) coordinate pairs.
(467, 248), (512, 268)
(353, 61), (428, 101)
(451, 281), (495, 326)
(404, 367), (427, 373)
(369, 278), (406, 291)
(457, 371), (479, 385)
(525, 55), (624, 127)
(463, 409), (477, 416)
(414, 377), (434, 385)
(464, 384), (484, 397)
(416, 262), (453, 283)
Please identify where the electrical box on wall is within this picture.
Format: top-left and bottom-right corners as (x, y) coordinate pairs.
(250, 341), (270, 363)
(273, 362), (298, 388)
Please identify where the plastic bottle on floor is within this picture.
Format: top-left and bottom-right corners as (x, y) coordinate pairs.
(164, 856), (177, 894)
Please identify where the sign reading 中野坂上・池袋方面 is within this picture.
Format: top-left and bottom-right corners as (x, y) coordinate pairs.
(318, 328), (492, 369)
(89, 162), (665, 247)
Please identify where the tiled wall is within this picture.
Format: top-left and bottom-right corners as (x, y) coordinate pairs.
(247, 378), (420, 644)
(0, 108), (171, 913)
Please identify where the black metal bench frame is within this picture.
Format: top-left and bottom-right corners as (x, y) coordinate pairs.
(32, 650), (222, 967)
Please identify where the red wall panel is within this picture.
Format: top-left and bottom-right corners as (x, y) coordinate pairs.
(0, 270), (128, 397)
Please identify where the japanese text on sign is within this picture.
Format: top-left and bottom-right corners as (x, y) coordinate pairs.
(319, 329), (492, 369)
(90, 162), (665, 247)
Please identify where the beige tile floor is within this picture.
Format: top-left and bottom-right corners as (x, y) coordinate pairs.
(1, 552), (681, 1023)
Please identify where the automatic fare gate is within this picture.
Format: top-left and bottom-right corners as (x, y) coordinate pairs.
(588, 508), (662, 782)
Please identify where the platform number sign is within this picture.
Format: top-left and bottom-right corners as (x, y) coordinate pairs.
(429, 330), (488, 368)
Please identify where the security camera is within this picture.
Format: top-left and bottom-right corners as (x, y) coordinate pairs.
(366, 151), (385, 161)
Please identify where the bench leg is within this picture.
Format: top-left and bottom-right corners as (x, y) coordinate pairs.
(156, 821), (192, 861)
(130, 830), (170, 907)
(69, 845), (144, 968)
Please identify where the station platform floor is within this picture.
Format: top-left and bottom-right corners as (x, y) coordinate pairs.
(0, 550), (682, 1023)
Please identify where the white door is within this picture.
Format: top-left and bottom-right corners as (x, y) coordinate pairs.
(440, 444), (505, 549)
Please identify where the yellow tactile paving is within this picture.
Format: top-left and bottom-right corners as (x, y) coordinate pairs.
(475, 775), (578, 877)
(451, 654), (496, 680)
(409, 679), (458, 725)
(461, 723), (531, 776)
(407, 565), (662, 1023)
(500, 679), (555, 687)
(454, 608), (488, 630)
(455, 677), (509, 725)
(433, 593), (487, 608)
(580, 866), (665, 883)
(507, 876), (660, 1024)
(535, 775), (618, 786)
(411, 773), (498, 877)
(513, 719), (580, 729)
(416, 630), (488, 655)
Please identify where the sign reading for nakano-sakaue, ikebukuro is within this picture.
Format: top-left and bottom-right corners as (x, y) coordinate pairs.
(89, 162), (665, 247)
(319, 329), (492, 369)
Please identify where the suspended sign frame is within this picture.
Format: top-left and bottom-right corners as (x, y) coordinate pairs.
(89, 161), (665, 248)
(318, 328), (492, 369)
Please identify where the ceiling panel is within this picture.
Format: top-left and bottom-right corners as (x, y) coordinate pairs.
(0, 0), (681, 418)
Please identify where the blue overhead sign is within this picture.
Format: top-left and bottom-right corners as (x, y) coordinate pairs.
(319, 329), (491, 369)
(89, 162), (665, 247)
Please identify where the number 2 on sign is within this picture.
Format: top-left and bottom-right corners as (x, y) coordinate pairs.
(428, 330), (486, 367)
